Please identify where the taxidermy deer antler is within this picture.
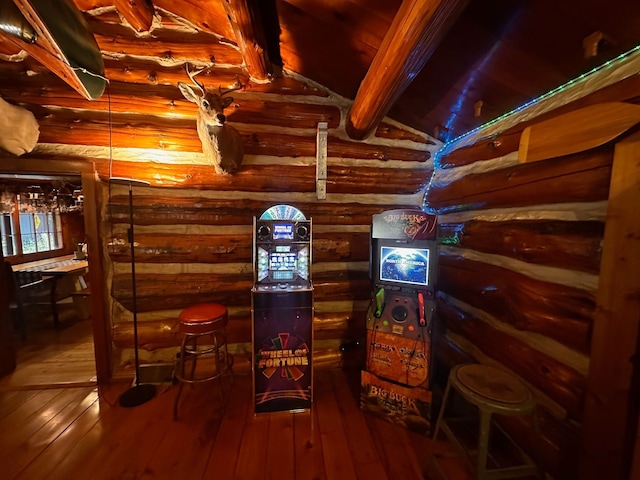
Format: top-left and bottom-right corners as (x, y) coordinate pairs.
(177, 66), (244, 175)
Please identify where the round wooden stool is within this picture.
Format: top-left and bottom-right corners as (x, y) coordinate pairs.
(173, 303), (234, 419)
(427, 364), (542, 479)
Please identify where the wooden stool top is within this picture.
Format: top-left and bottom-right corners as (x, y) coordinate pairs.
(455, 364), (529, 405)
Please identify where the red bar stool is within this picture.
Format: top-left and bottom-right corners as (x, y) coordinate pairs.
(173, 303), (234, 419)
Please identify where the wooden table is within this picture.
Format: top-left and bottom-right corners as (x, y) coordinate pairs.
(13, 254), (89, 328)
(13, 254), (88, 275)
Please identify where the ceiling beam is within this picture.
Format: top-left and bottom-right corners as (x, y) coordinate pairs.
(221, 0), (271, 82)
(113, 0), (155, 33)
(346, 0), (468, 141)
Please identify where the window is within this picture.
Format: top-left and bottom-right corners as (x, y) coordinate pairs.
(0, 194), (63, 258)
(0, 213), (15, 256)
(20, 211), (62, 254)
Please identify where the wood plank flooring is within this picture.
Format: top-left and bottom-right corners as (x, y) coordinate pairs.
(0, 311), (96, 391)
(0, 369), (473, 480)
(0, 310), (472, 479)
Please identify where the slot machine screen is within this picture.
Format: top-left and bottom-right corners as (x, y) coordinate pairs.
(379, 246), (430, 287)
(269, 246), (297, 281)
(272, 223), (294, 240)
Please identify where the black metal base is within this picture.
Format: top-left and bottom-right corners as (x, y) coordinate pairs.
(119, 383), (156, 408)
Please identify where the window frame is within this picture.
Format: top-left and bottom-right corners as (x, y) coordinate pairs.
(1, 192), (65, 261)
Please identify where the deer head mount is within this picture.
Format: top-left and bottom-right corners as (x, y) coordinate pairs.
(178, 67), (244, 175)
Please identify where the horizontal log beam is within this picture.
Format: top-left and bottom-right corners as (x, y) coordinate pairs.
(116, 344), (350, 375)
(439, 220), (604, 274)
(438, 130), (522, 168)
(112, 310), (366, 350)
(113, 272), (253, 311)
(437, 299), (586, 421)
(99, 162), (430, 194)
(152, 0), (236, 42)
(108, 231), (370, 264)
(497, 411), (580, 478)
(28, 109), (428, 162)
(105, 195), (414, 226)
(439, 77), (640, 168)
(112, 270), (371, 312)
(428, 147), (613, 213)
(313, 232), (370, 263)
(85, 17), (243, 65)
(375, 122), (437, 146)
(327, 165), (431, 193)
(0, 59), (327, 96)
(0, 80), (340, 129)
(438, 254), (594, 353)
(109, 233), (254, 264)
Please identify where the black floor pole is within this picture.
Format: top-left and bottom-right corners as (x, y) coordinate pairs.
(129, 184), (140, 387)
(112, 178), (156, 407)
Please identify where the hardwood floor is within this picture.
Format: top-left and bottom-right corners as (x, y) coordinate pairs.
(0, 305), (96, 391)
(0, 306), (473, 479)
(0, 368), (473, 480)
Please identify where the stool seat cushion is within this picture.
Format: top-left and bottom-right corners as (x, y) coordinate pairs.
(179, 303), (228, 334)
(179, 303), (227, 322)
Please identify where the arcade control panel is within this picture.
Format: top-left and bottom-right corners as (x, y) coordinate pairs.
(366, 288), (434, 341)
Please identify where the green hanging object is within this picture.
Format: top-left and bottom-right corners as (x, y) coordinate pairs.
(10, 0), (106, 100)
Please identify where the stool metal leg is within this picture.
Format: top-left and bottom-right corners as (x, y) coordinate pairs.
(531, 411), (544, 479)
(428, 364), (543, 479)
(187, 335), (198, 381)
(476, 410), (491, 480)
(213, 332), (226, 408)
(223, 330), (234, 385)
(174, 328), (234, 420)
(173, 334), (190, 419)
(215, 329), (234, 412)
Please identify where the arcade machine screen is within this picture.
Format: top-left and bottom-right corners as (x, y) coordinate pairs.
(272, 223), (294, 240)
(256, 245), (309, 284)
(269, 247), (297, 281)
(379, 246), (430, 287)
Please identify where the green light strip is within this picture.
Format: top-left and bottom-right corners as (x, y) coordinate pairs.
(441, 44), (640, 152)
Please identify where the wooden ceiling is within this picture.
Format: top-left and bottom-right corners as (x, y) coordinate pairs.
(1, 0), (640, 144)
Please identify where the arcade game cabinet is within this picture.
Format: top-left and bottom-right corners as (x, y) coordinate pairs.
(251, 205), (313, 413)
(360, 209), (438, 434)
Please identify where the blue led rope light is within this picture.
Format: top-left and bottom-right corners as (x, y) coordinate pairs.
(439, 44), (640, 156)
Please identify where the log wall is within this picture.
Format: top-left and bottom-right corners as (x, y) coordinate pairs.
(0, 8), (439, 377)
(426, 79), (640, 478)
(5, 5), (637, 477)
